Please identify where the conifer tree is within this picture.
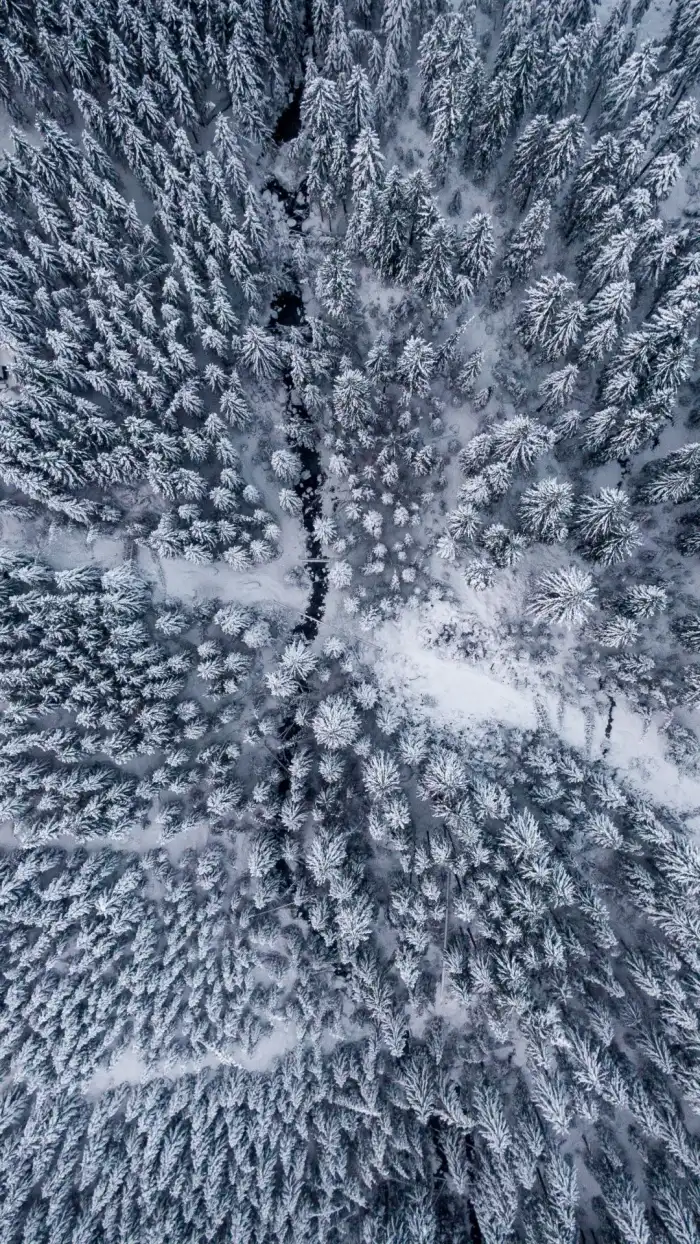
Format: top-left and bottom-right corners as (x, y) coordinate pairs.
(576, 486), (641, 564)
(350, 126), (385, 196)
(504, 199), (552, 280)
(529, 565), (597, 625)
(471, 70), (515, 174)
(345, 65), (375, 139)
(519, 477), (575, 542)
(508, 113), (554, 210)
(457, 210), (495, 295)
(519, 274), (585, 359)
(414, 219), (457, 319)
(539, 23), (598, 115)
(316, 246), (356, 318)
(324, 3), (353, 80)
(598, 39), (659, 129)
(508, 28), (545, 122)
(419, 12), (482, 179)
(297, 65), (347, 205)
(398, 335), (436, 397)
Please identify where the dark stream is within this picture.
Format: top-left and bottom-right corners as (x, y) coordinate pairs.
(272, 83), (304, 145)
(264, 112), (329, 850)
(265, 173), (328, 645)
(264, 102), (347, 972)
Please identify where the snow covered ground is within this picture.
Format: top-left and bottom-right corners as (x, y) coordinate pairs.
(0, 511), (307, 613)
(369, 598), (700, 817)
(86, 1019), (301, 1094)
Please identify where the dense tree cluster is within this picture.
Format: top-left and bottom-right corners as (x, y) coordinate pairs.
(0, 549), (290, 844)
(1, 0), (700, 1240)
(2, 637), (700, 1242)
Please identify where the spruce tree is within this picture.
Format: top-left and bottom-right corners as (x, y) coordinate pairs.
(504, 198), (552, 279)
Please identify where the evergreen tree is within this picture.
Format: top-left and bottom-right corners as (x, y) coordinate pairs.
(457, 210), (495, 295)
(324, 3), (353, 80)
(519, 274), (585, 359)
(519, 477), (575, 542)
(312, 694), (360, 749)
(538, 363), (580, 410)
(529, 565), (597, 625)
(398, 335), (436, 397)
(382, 0), (415, 61)
(508, 29), (545, 123)
(471, 70), (515, 174)
(345, 66), (375, 139)
(419, 12), (482, 179)
(538, 23), (597, 115)
(414, 219), (457, 318)
(334, 365), (376, 434)
(297, 65), (347, 206)
(350, 126), (385, 196)
(507, 113), (554, 210)
(579, 279), (634, 364)
(576, 487), (641, 564)
(316, 246), (356, 317)
(491, 415), (554, 472)
(503, 199), (551, 280)
(598, 40), (659, 130)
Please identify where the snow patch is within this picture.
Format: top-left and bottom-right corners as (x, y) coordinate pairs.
(372, 600), (700, 814)
(85, 1020), (300, 1095)
(0, 514), (307, 612)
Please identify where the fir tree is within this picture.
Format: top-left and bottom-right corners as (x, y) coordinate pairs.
(315, 246), (356, 318)
(503, 199), (551, 280)
(576, 487), (641, 564)
(398, 335), (436, 397)
(598, 39), (659, 130)
(529, 565), (597, 625)
(519, 273), (584, 359)
(471, 70), (515, 174)
(414, 219), (457, 319)
(312, 694), (360, 749)
(457, 210), (495, 295)
(350, 127), (385, 196)
(519, 478), (575, 542)
(297, 65), (347, 205)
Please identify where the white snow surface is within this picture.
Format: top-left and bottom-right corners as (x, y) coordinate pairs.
(369, 593), (700, 816)
(0, 514), (307, 612)
(86, 1020), (301, 1095)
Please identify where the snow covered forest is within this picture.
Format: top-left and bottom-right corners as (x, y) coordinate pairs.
(2, 0), (700, 1239)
